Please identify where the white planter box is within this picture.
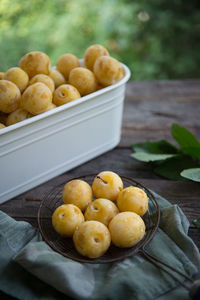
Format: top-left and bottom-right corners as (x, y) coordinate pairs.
(0, 63), (130, 204)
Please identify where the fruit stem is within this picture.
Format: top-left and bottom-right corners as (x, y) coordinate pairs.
(96, 175), (108, 184)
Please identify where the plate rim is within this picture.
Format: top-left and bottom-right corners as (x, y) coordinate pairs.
(37, 174), (160, 264)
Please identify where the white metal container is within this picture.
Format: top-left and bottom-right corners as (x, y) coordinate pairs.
(0, 63), (130, 204)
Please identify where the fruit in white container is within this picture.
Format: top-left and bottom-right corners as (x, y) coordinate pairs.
(0, 123), (5, 129)
(94, 56), (124, 87)
(6, 108), (30, 126)
(53, 84), (80, 106)
(69, 67), (97, 96)
(4, 67), (29, 93)
(19, 51), (51, 78)
(56, 53), (80, 80)
(84, 44), (109, 71)
(50, 69), (66, 88)
(29, 74), (55, 93)
(21, 82), (52, 115)
(0, 80), (21, 113)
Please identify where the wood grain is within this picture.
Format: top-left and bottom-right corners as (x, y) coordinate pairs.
(121, 81), (200, 146)
(0, 80), (200, 250)
(125, 80), (200, 102)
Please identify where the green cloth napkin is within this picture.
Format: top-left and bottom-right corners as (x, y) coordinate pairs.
(0, 192), (199, 300)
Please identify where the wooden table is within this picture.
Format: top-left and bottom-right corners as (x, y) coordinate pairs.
(1, 80), (200, 250)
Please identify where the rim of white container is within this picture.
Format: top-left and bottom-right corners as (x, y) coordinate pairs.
(0, 62), (131, 136)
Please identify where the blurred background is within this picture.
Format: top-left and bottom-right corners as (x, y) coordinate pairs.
(0, 0), (200, 80)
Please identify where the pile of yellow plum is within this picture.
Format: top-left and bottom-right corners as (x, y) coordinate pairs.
(52, 171), (149, 259)
(0, 45), (125, 129)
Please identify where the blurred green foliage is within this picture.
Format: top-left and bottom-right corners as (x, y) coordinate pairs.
(0, 0), (200, 80)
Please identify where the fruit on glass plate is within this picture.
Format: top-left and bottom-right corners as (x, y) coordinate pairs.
(94, 56), (124, 87)
(6, 108), (30, 126)
(84, 198), (119, 226)
(69, 67), (97, 96)
(4, 67), (29, 93)
(117, 186), (148, 216)
(73, 220), (111, 258)
(29, 74), (55, 93)
(50, 69), (66, 88)
(92, 171), (123, 202)
(50, 172), (149, 259)
(56, 53), (80, 80)
(19, 51), (51, 78)
(52, 204), (84, 237)
(0, 80), (21, 113)
(84, 44), (109, 71)
(109, 211), (146, 248)
(53, 84), (80, 106)
(62, 179), (93, 211)
(21, 82), (52, 115)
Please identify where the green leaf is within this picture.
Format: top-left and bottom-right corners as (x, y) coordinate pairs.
(193, 218), (200, 230)
(154, 155), (198, 180)
(180, 168), (200, 182)
(171, 123), (200, 149)
(131, 142), (151, 153)
(131, 140), (178, 154)
(131, 152), (177, 162)
(181, 146), (200, 160)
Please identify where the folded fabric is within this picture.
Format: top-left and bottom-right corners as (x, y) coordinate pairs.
(0, 192), (199, 300)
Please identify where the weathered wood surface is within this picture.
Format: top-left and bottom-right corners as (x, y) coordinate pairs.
(1, 80), (200, 251)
